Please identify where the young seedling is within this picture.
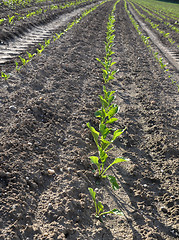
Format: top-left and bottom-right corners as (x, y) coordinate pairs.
(96, 5), (117, 83)
(8, 15), (15, 24)
(19, 56), (29, 65)
(53, 33), (63, 41)
(0, 18), (5, 24)
(45, 39), (50, 47)
(87, 122), (128, 189)
(88, 188), (123, 221)
(37, 43), (45, 55)
(96, 12), (117, 84)
(15, 61), (21, 71)
(87, 122), (126, 151)
(26, 51), (35, 60)
(1, 71), (10, 80)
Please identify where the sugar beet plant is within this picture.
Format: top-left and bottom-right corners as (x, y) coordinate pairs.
(96, 8), (117, 83)
(87, 0), (128, 219)
(88, 188), (123, 222)
(87, 0), (128, 187)
(87, 87), (128, 191)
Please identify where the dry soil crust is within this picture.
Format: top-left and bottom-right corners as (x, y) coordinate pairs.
(0, 0), (178, 239)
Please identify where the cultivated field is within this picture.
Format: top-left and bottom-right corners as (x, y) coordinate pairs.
(0, 0), (178, 239)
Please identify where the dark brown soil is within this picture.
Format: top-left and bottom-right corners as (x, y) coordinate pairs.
(0, 0), (178, 239)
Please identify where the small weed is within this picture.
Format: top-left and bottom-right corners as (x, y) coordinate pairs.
(15, 61), (21, 71)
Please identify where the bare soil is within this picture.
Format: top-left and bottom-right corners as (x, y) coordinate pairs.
(0, 0), (178, 239)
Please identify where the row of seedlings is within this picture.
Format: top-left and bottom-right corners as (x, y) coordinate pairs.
(87, 0), (129, 221)
(1, 0), (109, 80)
(134, 0), (179, 22)
(124, 0), (179, 91)
(129, 0), (179, 33)
(128, 1), (177, 46)
(0, 0), (95, 25)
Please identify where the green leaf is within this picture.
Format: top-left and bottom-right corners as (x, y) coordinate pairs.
(95, 110), (102, 118)
(1, 72), (5, 78)
(109, 51), (115, 56)
(107, 175), (119, 190)
(109, 90), (116, 96)
(101, 137), (111, 151)
(96, 58), (102, 63)
(108, 95), (114, 105)
(102, 69), (108, 76)
(96, 108), (107, 122)
(101, 108), (107, 121)
(89, 156), (100, 167)
(96, 58), (105, 68)
(105, 118), (118, 124)
(99, 95), (108, 108)
(107, 75), (114, 82)
(97, 201), (104, 214)
(99, 124), (110, 139)
(99, 148), (108, 163)
(19, 56), (26, 65)
(103, 85), (107, 93)
(107, 105), (118, 119)
(111, 70), (117, 75)
(111, 61), (116, 66)
(99, 123), (106, 134)
(112, 157), (129, 164)
(110, 209), (123, 215)
(88, 188), (96, 202)
(86, 122), (99, 147)
(100, 208), (123, 216)
(112, 128), (125, 142)
(102, 157), (129, 175)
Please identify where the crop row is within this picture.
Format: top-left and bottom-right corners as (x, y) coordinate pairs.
(1, 0), (127, 223)
(87, 0), (129, 221)
(0, 0), (95, 25)
(1, 0), (68, 9)
(129, 0), (179, 21)
(124, 0), (179, 91)
(128, 1), (178, 47)
(129, 0), (179, 34)
(1, 0), (109, 81)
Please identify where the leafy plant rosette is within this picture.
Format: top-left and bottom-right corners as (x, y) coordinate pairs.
(87, 121), (128, 190)
(88, 187), (123, 221)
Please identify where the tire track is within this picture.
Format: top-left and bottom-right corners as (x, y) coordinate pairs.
(0, 2), (97, 65)
(127, 1), (179, 72)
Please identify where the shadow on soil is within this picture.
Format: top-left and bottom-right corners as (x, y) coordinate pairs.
(105, 141), (179, 239)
